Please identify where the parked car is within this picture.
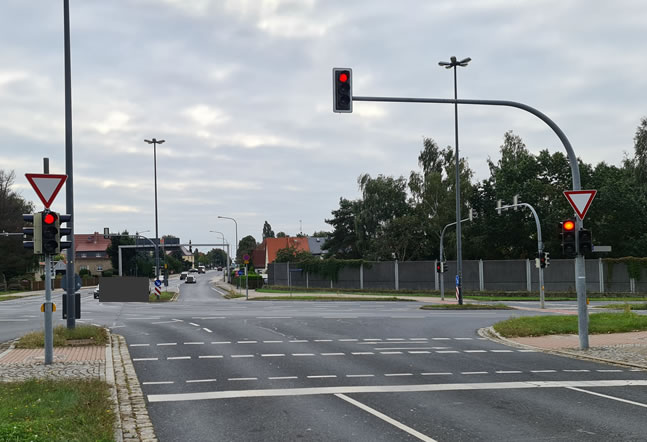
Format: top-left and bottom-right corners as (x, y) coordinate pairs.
(180, 271), (188, 280)
(217, 266), (223, 271)
(93, 285), (100, 299)
(189, 268), (198, 273)
(186, 274), (196, 283)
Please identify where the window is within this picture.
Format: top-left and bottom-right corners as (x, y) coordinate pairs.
(97, 266), (103, 271)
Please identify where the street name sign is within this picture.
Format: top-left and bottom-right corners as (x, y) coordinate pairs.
(563, 190), (597, 221)
(25, 173), (67, 208)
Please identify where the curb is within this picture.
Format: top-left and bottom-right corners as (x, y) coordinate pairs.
(105, 332), (124, 442)
(0, 339), (18, 360)
(478, 326), (647, 371)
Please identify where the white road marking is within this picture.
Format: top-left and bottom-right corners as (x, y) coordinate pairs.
(464, 350), (487, 353)
(321, 353), (345, 356)
(490, 350), (513, 353)
(314, 339), (333, 342)
(130, 344), (150, 347)
(133, 358), (158, 361)
(269, 376), (298, 380)
(380, 351), (402, 355)
(186, 379), (217, 383)
(228, 377), (258, 381)
(436, 350), (459, 354)
(563, 369), (590, 373)
(386, 338), (405, 341)
(231, 354), (254, 358)
(496, 371), (522, 374)
(352, 352), (374, 355)
(517, 349), (537, 352)
(338, 339), (358, 342)
(462, 372), (488, 375)
(421, 372), (452, 376)
(258, 316), (292, 319)
(307, 375), (337, 379)
(292, 353), (315, 356)
(143, 381), (174, 385)
(363, 338), (382, 341)
(189, 322), (200, 327)
(198, 355), (223, 359)
(409, 338), (428, 341)
(335, 394), (437, 442)
(203, 328), (213, 333)
(454, 338), (473, 340)
(157, 343), (177, 346)
(261, 354), (285, 357)
(346, 374), (374, 378)
(152, 320), (177, 324)
(324, 316), (358, 319)
(531, 370), (556, 373)
(172, 319), (184, 322)
(385, 373), (413, 377)
(184, 342), (204, 345)
(432, 338), (450, 340)
(408, 351), (431, 354)
(290, 340), (309, 343)
(238, 340), (257, 344)
(567, 387), (647, 408)
(211, 341), (231, 345)
(596, 369), (623, 373)
(167, 356), (191, 360)
(263, 340), (283, 343)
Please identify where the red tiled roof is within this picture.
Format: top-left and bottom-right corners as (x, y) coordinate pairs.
(74, 233), (111, 252)
(264, 237), (310, 264)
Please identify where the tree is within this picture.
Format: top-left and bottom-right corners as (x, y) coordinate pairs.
(237, 235), (257, 264)
(323, 198), (361, 259)
(274, 245), (311, 263)
(312, 231), (329, 238)
(262, 221), (275, 239)
(276, 232), (287, 238)
(0, 170), (37, 280)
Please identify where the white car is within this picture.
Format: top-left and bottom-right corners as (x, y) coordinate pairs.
(186, 274), (196, 283)
(93, 285), (100, 299)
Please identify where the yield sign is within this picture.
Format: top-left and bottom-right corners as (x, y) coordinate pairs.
(563, 190), (597, 221)
(25, 173), (67, 208)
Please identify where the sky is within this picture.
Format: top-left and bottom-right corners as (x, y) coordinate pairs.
(1, 0), (645, 251)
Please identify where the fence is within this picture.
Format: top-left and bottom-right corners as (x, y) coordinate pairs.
(268, 259), (647, 294)
(20, 277), (100, 291)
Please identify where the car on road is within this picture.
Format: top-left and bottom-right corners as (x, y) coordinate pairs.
(189, 268), (198, 273)
(185, 274), (196, 283)
(93, 285), (100, 299)
(180, 271), (188, 280)
(198, 265), (206, 274)
(217, 266), (223, 271)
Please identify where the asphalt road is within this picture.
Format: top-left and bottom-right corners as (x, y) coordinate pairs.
(2, 270), (647, 441)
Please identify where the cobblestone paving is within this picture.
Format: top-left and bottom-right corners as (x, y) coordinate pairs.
(0, 361), (104, 382)
(565, 344), (647, 368)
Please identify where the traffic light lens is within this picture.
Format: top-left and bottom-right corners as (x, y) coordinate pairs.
(339, 73), (348, 83)
(43, 213), (56, 224)
(563, 220), (575, 231)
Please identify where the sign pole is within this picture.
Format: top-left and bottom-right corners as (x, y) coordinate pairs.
(44, 254), (54, 365)
(245, 264), (248, 300)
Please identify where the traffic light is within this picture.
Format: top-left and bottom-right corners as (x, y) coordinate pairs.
(544, 252), (550, 267)
(23, 213), (42, 254)
(333, 68), (352, 113)
(41, 211), (60, 255)
(561, 219), (576, 257)
(579, 229), (592, 254)
(59, 214), (72, 251)
(436, 262), (441, 273)
(539, 252), (547, 269)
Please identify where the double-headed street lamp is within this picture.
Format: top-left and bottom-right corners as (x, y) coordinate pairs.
(438, 55), (471, 305)
(217, 216), (237, 265)
(144, 138), (165, 280)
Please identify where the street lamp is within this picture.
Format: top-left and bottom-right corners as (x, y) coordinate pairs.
(438, 55), (471, 305)
(217, 216), (237, 265)
(144, 138), (165, 280)
(210, 230), (231, 283)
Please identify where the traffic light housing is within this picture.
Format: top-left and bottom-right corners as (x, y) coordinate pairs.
(561, 219), (576, 257)
(41, 211), (60, 255)
(333, 68), (352, 113)
(544, 252), (550, 267)
(579, 229), (592, 254)
(23, 213), (42, 254)
(539, 252), (547, 269)
(59, 214), (72, 251)
(436, 262), (441, 273)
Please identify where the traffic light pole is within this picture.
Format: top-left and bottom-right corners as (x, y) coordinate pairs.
(499, 201), (545, 309)
(352, 94), (588, 349)
(43, 254), (54, 365)
(439, 217), (470, 301)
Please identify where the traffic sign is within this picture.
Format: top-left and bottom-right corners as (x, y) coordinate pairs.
(563, 190), (597, 221)
(25, 174), (67, 209)
(154, 279), (162, 287)
(238, 270), (244, 276)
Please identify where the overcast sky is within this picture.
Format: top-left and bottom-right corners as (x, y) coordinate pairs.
(1, 0), (645, 250)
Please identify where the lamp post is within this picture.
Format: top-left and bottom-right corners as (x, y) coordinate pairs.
(438, 55), (471, 305)
(144, 138), (165, 280)
(217, 216), (237, 265)
(210, 230), (231, 283)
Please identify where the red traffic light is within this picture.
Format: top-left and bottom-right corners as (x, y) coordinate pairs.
(43, 212), (57, 225)
(563, 220), (575, 231)
(338, 73), (348, 83)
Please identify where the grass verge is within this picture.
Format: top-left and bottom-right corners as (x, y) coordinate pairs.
(16, 325), (108, 349)
(420, 303), (513, 310)
(250, 296), (412, 302)
(0, 296), (24, 302)
(148, 291), (175, 302)
(0, 379), (114, 442)
(224, 293), (245, 299)
(493, 312), (647, 337)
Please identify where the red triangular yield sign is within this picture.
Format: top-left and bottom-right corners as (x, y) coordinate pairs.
(25, 173), (67, 209)
(563, 190), (597, 220)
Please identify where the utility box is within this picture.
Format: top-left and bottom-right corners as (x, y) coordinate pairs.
(62, 293), (81, 319)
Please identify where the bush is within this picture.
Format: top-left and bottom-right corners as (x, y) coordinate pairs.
(79, 269), (91, 278)
(101, 269), (113, 277)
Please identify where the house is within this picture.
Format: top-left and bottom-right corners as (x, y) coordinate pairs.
(252, 236), (310, 271)
(307, 236), (329, 258)
(75, 232), (112, 276)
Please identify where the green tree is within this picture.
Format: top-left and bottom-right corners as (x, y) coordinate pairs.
(274, 245), (311, 263)
(276, 232), (287, 238)
(323, 198), (361, 259)
(262, 221), (275, 239)
(0, 170), (37, 280)
(237, 235), (257, 264)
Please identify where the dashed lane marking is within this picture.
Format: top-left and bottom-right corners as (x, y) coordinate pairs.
(380, 351), (403, 355)
(496, 371), (522, 374)
(211, 341), (231, 345)
(321, 353), (345, 356)
(238, 341), (257, 344)
(490, 350), (514, 353)
(189, 323), (200, 327)
(203, 328), (213, 333)
(198, 355), (223, 359)
(228, 377), (258, 381)
(531, 370), (557, 373)
(133, 358), (158, 361)
(184, 342), (204, 345)
(384, 373), (413, 377)
(292, 353), (315, 357)
(421, 372), (452, 376)
(269, 376), (298, 380)
(130, 344), (150, 347)
(436, 350), (459, 354)
(346, 374), (374, 378)
(167, 356), (191, 360)
(314, 339), (333, 342)
(461, 371), (488, 375)
(231, 355), (254, 358)
(567, 387), (647, 409)
(157, 343), (177, 346)
(263, 340), (283, 343)
(352, 352), (374, 355)
(261, 354), (285, 357)
(143, 381), (174, 385)
(464, 350), (487, 353)
(307, 375), (337, 379)
(186, 379), (217, 383)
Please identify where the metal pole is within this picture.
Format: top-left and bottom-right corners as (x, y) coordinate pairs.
(153, 142), (160, 281)
(44, 254), (53, 365)
(245, 264), (248, 300)
(439, 218), (469, 301)
(452, 66), (463, 305)
(63, 0), (76, 329)
(352, 94), (588, 349)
